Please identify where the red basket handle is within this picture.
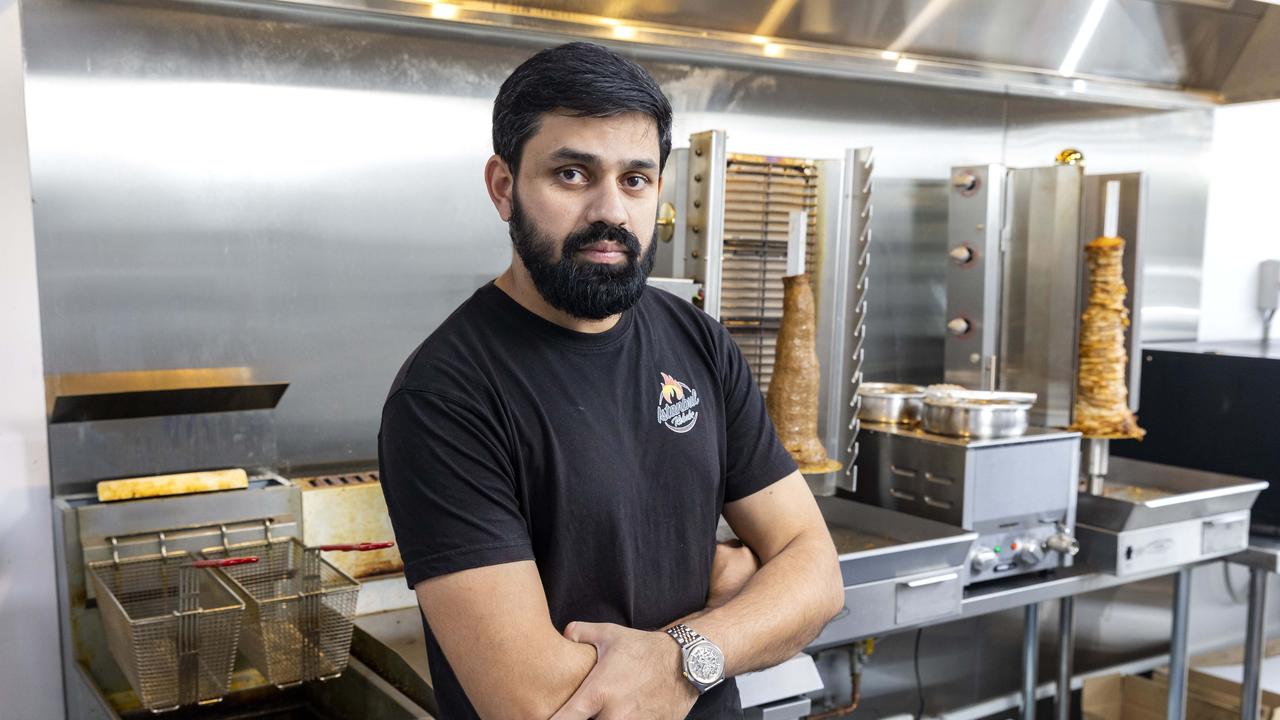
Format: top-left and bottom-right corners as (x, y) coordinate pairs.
(314, 541), (394, 553)
(191, 556), (259, 568)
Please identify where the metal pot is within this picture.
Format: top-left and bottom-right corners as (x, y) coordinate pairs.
(922, 391), (1034, 439)
(857, 383), (926, 425)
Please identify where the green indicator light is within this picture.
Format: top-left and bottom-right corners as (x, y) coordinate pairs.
(994, 546), (1002, 553)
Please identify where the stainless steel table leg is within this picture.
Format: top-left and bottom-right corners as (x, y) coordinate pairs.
(1023, 602), (1040, 720)
(1243, 565), (1269, 720)
(1167, 567), (1192, 720)
(1055, 596), (1074, 720)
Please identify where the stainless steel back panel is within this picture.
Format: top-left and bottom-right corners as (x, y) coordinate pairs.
(999, 165), (1084, 427)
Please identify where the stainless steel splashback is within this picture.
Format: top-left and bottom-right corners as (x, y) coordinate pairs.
(21, 0), (1211, 489)
(1004, 98), (1211, 344)
(23, 0), (521, 488)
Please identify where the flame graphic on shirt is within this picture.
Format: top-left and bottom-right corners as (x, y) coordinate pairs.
(659, 372), (686, 403)
(657, 372), (700, 433)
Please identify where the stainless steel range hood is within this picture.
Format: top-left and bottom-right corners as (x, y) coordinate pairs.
(513, 0), (1280, 103)
(175, 0), (1280, 107)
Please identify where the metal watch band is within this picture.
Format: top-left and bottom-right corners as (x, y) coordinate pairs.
(666, 623), (702, 649)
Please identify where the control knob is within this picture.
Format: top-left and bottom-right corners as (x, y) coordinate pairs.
(948, 245), (974, 264)
(952, 173), (978, 193)
(1016, 541), (1045, 567)
(946, 317), (971, 336)
(1045, 533), (1080, 557)
(970, 547), (998, 574)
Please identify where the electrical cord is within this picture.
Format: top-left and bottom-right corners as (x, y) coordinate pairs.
(914, 628), (925, 719)
(1224, 560), (1247, 604)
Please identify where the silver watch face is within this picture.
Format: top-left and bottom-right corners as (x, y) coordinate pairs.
(687, 642), (724, 685)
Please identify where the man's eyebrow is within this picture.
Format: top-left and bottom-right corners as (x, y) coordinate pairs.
(624, 158), (658, 171)
(551, 147), (599, 166)
(550, 147), (657, 172)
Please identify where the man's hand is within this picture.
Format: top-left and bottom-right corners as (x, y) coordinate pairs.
(708, 541), (759, 609)
(550, 622), (698, 720)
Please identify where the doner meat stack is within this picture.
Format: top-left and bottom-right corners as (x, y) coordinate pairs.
(1070, 236), (1146, 440)
(766, 274), (843, 474)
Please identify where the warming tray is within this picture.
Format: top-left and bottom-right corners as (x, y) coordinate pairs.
(1077, 457), (1268, 532)
(1075, 458), (1268, 576)
(808, 497), (977, 649)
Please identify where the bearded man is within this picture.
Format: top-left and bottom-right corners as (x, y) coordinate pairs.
(379, 41), (844, 720)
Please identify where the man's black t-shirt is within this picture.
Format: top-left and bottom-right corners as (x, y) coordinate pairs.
(377, 281), (797, 719)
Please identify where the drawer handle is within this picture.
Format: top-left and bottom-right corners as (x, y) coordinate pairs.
(890, 465), (917, 478)
(923, 496), (953, 509)
(905, 573), (959, 589)
(1204, 518), (1243, 527)
(889, 488), (916, 501)
(924, 472), (954, 486)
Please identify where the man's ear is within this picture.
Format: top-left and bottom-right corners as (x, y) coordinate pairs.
(484, 154), (515, 222)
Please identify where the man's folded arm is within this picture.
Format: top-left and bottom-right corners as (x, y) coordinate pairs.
(414, 561), (596, 720)
(686, 469), (846, 677)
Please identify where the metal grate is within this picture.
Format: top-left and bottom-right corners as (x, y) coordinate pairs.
(720, 154), (820, 393)
(299, 471), (379, 490)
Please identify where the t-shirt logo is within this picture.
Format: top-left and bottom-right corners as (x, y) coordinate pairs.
(657, 372), (700, 434)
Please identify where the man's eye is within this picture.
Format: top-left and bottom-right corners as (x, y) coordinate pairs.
(624, 175), (650, 189)
(559, 169), (586, 183)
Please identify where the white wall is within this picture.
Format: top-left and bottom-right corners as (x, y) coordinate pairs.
(0, 0), (64, 715)
(1199, 99), (1280, 342)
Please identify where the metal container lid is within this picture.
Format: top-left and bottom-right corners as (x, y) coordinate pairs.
(858, 382), (925, 398)
(924, 387), (1036, 409)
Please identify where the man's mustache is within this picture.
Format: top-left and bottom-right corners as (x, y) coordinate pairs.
(561, 222), (642, 259)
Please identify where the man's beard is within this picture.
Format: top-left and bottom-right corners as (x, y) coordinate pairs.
(509, 195), (657, 321)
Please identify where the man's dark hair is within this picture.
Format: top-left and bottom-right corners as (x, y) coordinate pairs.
(493, 42), (673, 175)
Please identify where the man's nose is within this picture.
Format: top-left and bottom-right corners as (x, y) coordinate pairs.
(584, 180), (629, 228)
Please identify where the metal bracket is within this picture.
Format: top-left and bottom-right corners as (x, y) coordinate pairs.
(843, 148), (874, 486)
(686, 130), (727, 320)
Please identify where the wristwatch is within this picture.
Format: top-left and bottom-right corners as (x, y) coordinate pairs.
(666, 624), (725, 693)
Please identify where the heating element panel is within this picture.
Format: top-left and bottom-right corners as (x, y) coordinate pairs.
(720, 154), (821, 393)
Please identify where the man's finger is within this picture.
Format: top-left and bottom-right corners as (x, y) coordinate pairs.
(563, 620), (610, 645)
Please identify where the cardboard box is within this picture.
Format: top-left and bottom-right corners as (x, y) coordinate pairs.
(1083, 669), (1280, 720)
